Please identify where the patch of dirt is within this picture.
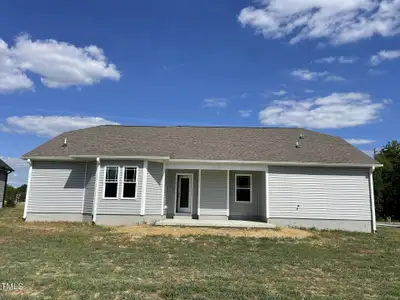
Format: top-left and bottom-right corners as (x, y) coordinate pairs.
(114, 225), (312, 238)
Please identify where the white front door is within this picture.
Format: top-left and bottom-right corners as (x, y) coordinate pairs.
(177, 175), (192, 213)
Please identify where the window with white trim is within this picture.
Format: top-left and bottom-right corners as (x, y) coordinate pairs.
(235, 175), (251, 202)
(104, 166), (119, 198)
(122, 167), (138, 199)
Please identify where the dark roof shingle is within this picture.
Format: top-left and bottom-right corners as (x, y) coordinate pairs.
(22, 125), (376, 165)
(0, 159), (14, 172)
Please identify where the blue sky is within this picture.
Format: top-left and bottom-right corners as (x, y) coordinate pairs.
(1, 0), (399, 186)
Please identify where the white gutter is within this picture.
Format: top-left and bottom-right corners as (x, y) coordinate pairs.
(69, 155), (170, 160)
(22, 156), (381, 168)
(23, 159), (33, 220)
(22, 156), (76, 161)
(168, 159), (382, 168)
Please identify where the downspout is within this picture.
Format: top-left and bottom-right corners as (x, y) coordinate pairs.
(23, 159), (32, 220)
(92, 157), (101, 223)
(369, 166), (377, 232)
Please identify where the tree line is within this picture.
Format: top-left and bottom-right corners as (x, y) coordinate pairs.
(374, 141), (400, 221)
(4, 184), (26, 207)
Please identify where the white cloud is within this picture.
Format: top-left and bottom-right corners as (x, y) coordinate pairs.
(238, 110), (252, 117)
(0, 40), (33, 93)
(325, 75), (345, 81)
(238, 0), (400, 45)
(0, 156), (29, 187)
(315, 56), (358, 64)
(304, 89), (315, 93)
(368, 69), (386, 76)
(0, 115), (119, 137)
(370, 50), (400, 65)
(290, 69), (344, 81)
(203, 98), (227, 108)
(345, 138), (376, 145)
(290, 69), (328, 80)
(259, 92), (388, 129)
(0, 34), (120, 92)
(272, 90), (287, 96)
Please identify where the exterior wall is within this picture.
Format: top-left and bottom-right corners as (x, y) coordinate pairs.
(26, 213), (88, 222)
(145, 162), (163, 215)
(229, 171), (264, 220)
(96, 214), (165, 225)
(0, 171), (6, 208)
(268, 166), (372, 232)
(83, 162), (96, 214)
(165, 169), (198, 217)
(200, 170), (227, 216)
(269, 218), (372, 233)
(27, 161), (86, 214)
(96, 160), (143, 215)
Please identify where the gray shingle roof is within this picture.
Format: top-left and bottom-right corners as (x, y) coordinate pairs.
(0, 159), (14, 172)
(22, 125), (376, 165)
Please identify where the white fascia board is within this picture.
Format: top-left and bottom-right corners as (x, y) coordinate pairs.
(167, 159), (380, 168)
(22, 156), (76, 161)
(70, 155), (170, 161)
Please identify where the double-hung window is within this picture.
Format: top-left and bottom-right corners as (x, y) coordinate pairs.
(122, 167), (138, 199)
(235, 174), (252, 203)
(104, 166), (119, 198)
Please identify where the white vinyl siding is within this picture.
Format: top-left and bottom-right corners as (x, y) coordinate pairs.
(145, 162), (164, 215)
(83, 162), (96, 214)
(200, 170), (227, 216)
(96, 160), (143, 215)
(27, 161), (86, 213)
(269, 166), (372, 220)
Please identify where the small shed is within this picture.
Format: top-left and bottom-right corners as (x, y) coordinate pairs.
(0, 159), (14, 208)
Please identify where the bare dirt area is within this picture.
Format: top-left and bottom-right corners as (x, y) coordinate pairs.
(114, 224), (313, 238)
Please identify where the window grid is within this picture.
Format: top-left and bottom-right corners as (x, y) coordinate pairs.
(122, 166), (138, 199)
(104, 166), (120, 199)
(235, 174), (252, 203)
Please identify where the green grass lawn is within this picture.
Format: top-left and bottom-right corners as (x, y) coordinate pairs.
(0, 205), (399, 300)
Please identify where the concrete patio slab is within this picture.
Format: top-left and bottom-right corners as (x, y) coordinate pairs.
(155, 219), (277, 229)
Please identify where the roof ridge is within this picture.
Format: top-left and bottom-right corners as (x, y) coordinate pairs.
(96, 125), (306, 130)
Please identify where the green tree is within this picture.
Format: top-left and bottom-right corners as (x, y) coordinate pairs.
(374, 141), (400, 220)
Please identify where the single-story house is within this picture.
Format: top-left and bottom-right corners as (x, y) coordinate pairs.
(0, 159), (14, 208)
(22, 125), (379, 232)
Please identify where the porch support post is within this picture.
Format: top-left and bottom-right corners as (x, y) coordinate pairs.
(226, 169), (230, 217)
(140, 160), (148, 216)
(23, 159), (33, 220)
(198, 169), (202, 216)
(160, 162), (165, 216)
(265, 165), (269, 222)
(369, 166), (376, 232)
(92, 157), (101, 223)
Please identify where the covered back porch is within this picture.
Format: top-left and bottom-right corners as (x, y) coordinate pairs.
(164, 161), (269, 222)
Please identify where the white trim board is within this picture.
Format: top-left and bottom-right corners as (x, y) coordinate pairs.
(92, 157), (101, 223)
(140, 160), (148, 216)
(166, 159), (381, 168)
(23, 159), (33, 219)
(160, 162), (166, 216)
(166, 162), (267, 171)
